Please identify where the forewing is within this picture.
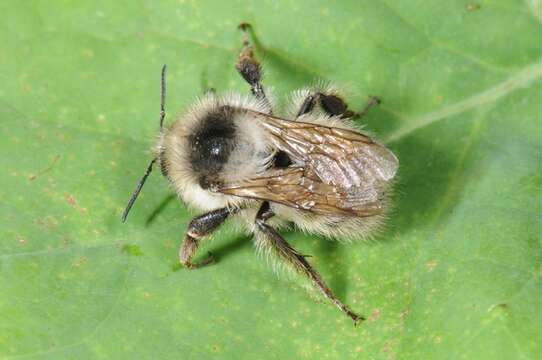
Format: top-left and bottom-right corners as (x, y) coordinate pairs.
(217, 111), (399, 216)
(217, 167), (383, 216)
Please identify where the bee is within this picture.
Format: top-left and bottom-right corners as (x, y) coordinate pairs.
(122, 24), (398, 323)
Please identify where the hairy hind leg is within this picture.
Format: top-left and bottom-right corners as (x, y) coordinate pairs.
(254, 202), (364, 324)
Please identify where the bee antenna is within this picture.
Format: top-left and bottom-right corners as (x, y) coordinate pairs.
(121, 158), (157, 223)
(159, 64), (167, 130)
(122, 65), (168, 223)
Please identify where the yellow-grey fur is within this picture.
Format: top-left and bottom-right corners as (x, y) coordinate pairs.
(157, 88), (390, 242)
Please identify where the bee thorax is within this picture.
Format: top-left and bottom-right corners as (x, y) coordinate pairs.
(159, 93), (273, 211)
(188, 105), (237, 189)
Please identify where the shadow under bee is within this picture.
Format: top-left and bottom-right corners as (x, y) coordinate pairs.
(145, 194), (176, 227)
(143, 193), (348, 298)
(375, 133), (459, 243)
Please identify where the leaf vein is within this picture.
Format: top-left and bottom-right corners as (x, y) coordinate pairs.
(384, 58), (542, 143)
(526, 0), (542, 25)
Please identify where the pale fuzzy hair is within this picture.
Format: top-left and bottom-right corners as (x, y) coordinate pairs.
(157, 92), (273, 212)
(278, 85), (391, 242)
(158, 85), (393, 242)
(152, 85), (395, 299)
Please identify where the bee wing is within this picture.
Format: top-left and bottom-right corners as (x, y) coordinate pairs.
(217, 111), (399, 217)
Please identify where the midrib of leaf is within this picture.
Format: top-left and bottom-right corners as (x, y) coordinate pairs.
(384, 58), (542, 143)
(526, 0), (542, 24)
(2, 2), (542, 359)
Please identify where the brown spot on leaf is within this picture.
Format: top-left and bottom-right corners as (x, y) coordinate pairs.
(368, 308), (381, 322)
(382, 341), (391, 353)
(466, 3), (481, 11)
(426, 259), (438, 271)
(62, 235), (72, 245)
(72, 256), (87, 268)
(35, 216), (59, 230)
(65, 194), (77, 207)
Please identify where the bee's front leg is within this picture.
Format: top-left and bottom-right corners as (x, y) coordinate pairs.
(179, 207), (234, 269)
(254, 202), (365, 324)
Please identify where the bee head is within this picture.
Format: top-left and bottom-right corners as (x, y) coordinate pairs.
(188, 105), (237, 189)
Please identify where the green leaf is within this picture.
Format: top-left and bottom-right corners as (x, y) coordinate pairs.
(1, 1), (541, 359)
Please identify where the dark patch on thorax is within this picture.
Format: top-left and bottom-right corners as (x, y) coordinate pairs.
(188, 105), (237, 188)
(272, 150), (292, 168)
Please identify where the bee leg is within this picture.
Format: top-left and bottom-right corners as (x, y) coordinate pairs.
(351, 96), (381, 120)
(255, 202), (365, 324)
(179, 207), (234, 269)
(319, 93), (352, 118)
(236, 23), (271, 109)
(296, 92), (356, 119)
(296, 92), (380, 120)
(295, 94), (318, 117)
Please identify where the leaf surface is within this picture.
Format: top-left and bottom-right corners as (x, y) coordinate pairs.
(1, 1), (541, 359)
